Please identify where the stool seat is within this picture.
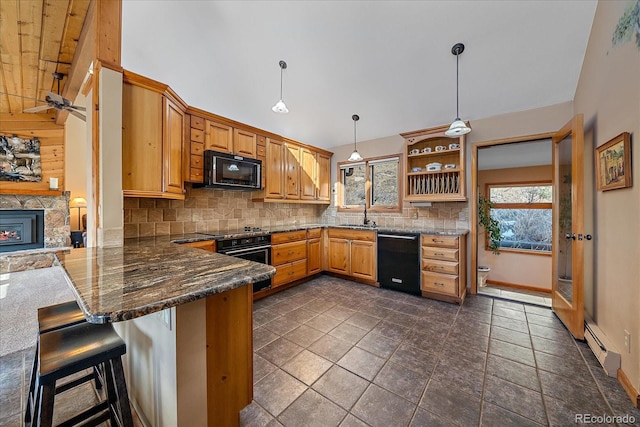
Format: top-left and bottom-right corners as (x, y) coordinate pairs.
(38, 300), (85, 334)
(39, 322), (126, 384)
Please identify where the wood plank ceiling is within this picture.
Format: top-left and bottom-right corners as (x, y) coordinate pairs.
(0, 0), (90, 115)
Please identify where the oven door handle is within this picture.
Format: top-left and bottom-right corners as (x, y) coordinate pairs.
(220, 245), (272, 256)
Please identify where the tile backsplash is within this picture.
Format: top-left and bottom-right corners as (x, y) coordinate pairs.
(123, 185), (325, 238)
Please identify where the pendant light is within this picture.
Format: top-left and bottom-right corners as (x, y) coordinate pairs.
(272, 60), (289, 114)
(348, 114), (363, 162)
(445, 43), (471, 137)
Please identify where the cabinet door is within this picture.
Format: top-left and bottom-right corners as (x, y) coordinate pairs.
(234, 128), (257, 158)
(122, 82), (163, 193)
(163, 97), (185, 195)
(285, 143), (300, 199)
(265, 138), (285, 199)
(300, 148), (317, 200)
(327, 238), (350, 275)
(350, 240), (376, 281)
(317, 152), (331, 202)
(206, 120), (233, 153)
(307, 238), (322, 275)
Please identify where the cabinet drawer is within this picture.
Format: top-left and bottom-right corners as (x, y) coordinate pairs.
(191, 141), (204, 156)
(190, 154), (203, 169)
(256, 144), (266, 157)
(182, 240), (216, 252)
(421, 272), (458, 295)
(271, 230), (307, 244)
(422, 259), (459, 275)
(273, 259), (307, 287)
(307, 228), (322, 239)
(191, 115), (205, 130)
(422, 246), (458, 262)
(190, 168), (203, 182)
(256, 134), (267, 147)
(191, 128), (205, 143)
(421, 234), (459, 248)
(328, 228), (376, 242)
(272, 241), (307, 265)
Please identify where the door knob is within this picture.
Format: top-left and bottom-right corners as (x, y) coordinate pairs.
(565, 233), (576, 240)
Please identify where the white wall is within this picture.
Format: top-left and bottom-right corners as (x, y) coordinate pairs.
(65, 93), (87, 231)
(574, 0), (640, 391)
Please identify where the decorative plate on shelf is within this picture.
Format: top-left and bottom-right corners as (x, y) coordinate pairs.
(411, 167), (423, 172)
(426, 162), (442, 171)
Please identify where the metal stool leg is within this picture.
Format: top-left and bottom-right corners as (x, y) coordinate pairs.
(38, 383), (55, 427)
(111, 358), (134, 426)
(25, 342), (38, 423)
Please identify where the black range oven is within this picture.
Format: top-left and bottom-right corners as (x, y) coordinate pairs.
(216, 234), (272, 292)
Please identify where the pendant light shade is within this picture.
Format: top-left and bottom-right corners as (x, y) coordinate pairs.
(445, 43), (471, 137)
(272, 60), (289, 114)
(348, 114), (363, 162)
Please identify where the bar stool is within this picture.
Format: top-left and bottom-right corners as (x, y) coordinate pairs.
(27, 321), (134, 427)
(25, 301), (89, 424)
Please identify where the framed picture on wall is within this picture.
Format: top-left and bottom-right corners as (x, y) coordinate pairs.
(596, 132), (632, 191)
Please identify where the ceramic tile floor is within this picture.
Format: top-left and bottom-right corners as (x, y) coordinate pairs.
(243, 275), (640, 426)
(2, 275), (638, 426)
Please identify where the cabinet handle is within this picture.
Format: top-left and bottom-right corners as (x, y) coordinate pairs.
(434, 282), (445, 287)
(432, 239), (444, 243)
(434, 252), (445, 256)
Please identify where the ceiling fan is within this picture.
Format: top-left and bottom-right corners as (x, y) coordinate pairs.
(3, 72), (86, 121)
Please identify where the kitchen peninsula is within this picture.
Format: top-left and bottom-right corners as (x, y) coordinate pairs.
(56, 236), (276, 427)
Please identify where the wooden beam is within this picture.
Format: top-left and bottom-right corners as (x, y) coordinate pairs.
(96, 0), (121, 68)
(58, 0), (95, 125)
(18, 0), (44, 110)
(36, 0), (70, 103)
(0, 0), (23, 112)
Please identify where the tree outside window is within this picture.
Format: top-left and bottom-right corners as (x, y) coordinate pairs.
(339, 155), (402, 212)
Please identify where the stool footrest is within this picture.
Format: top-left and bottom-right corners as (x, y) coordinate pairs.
(57, 400), (109, 427)
(55, 372), (95, 395)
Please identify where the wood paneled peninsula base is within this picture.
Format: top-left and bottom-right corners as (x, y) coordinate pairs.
(56, 235), (276, 426)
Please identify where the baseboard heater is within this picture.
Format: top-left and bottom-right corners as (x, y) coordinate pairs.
(584, 316), (621, 377)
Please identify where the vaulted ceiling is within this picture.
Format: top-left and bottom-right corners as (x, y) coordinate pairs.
(0, 0), (90, 115)
(121, 1), (598, 150)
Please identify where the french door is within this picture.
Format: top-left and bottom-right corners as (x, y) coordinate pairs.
(552, 114), (585, 339)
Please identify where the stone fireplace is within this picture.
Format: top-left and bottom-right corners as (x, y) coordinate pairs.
(0, 193), (71, 273)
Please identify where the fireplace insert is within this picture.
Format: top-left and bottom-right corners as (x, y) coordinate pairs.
(0, 210), (44, 252)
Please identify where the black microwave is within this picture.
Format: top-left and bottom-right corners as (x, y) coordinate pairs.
(203, 150), (262, 189)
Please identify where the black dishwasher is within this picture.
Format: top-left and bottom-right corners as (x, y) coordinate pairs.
(377, 232), (421, 295)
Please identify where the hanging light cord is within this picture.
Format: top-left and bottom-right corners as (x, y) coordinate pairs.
(279, 66), (283, 100)
(353, 120), (357, 151)
(455, 47), (460, 120)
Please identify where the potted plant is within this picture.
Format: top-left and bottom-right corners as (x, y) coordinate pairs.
(478, 195), (502, 255)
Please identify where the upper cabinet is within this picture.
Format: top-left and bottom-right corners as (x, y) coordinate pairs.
(252, 138), (332, 204)
(122, 71), (187, 200)
(400, 123), (468, 202)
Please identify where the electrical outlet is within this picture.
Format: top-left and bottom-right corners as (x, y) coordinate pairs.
(624, 330), (631, 353)
(413, 211), (419, 219)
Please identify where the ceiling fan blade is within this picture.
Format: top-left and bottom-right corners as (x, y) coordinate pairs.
(68, 105), (86, 112)
(24, 104), (53, 113)
(67, 108), (86, 121)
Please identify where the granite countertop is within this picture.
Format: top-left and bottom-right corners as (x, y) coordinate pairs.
(176, 224), (469, 241)
(56, 236), (276, 323)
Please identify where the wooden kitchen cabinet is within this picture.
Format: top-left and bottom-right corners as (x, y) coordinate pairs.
(205, 120), (234, 154)
(317, 152), (331, 202)
(122, 71), (187, 200)
(300, 147), (317, 200)
(307, 228), (322, 275)
(285, 142), (301, 199)
(271, 230), (308, 288)
(421, 234), (467, 304)
(264, 137), (285, 199)
(401, 123), (467, 202)
(327, 228), (377, 282)
(182, 239), (217, 252)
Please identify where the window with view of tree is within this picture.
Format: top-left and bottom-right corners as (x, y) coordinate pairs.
(487, 183), (552, 253)
(339, 155), (401, 212)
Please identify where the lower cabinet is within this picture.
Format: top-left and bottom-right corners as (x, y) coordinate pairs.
(307, 228), (322, 275)
(421, 234), (467, 303)
(181, 240), (216, 252)
(271, 230), (307, 288)
(327, 229), (376, 282)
